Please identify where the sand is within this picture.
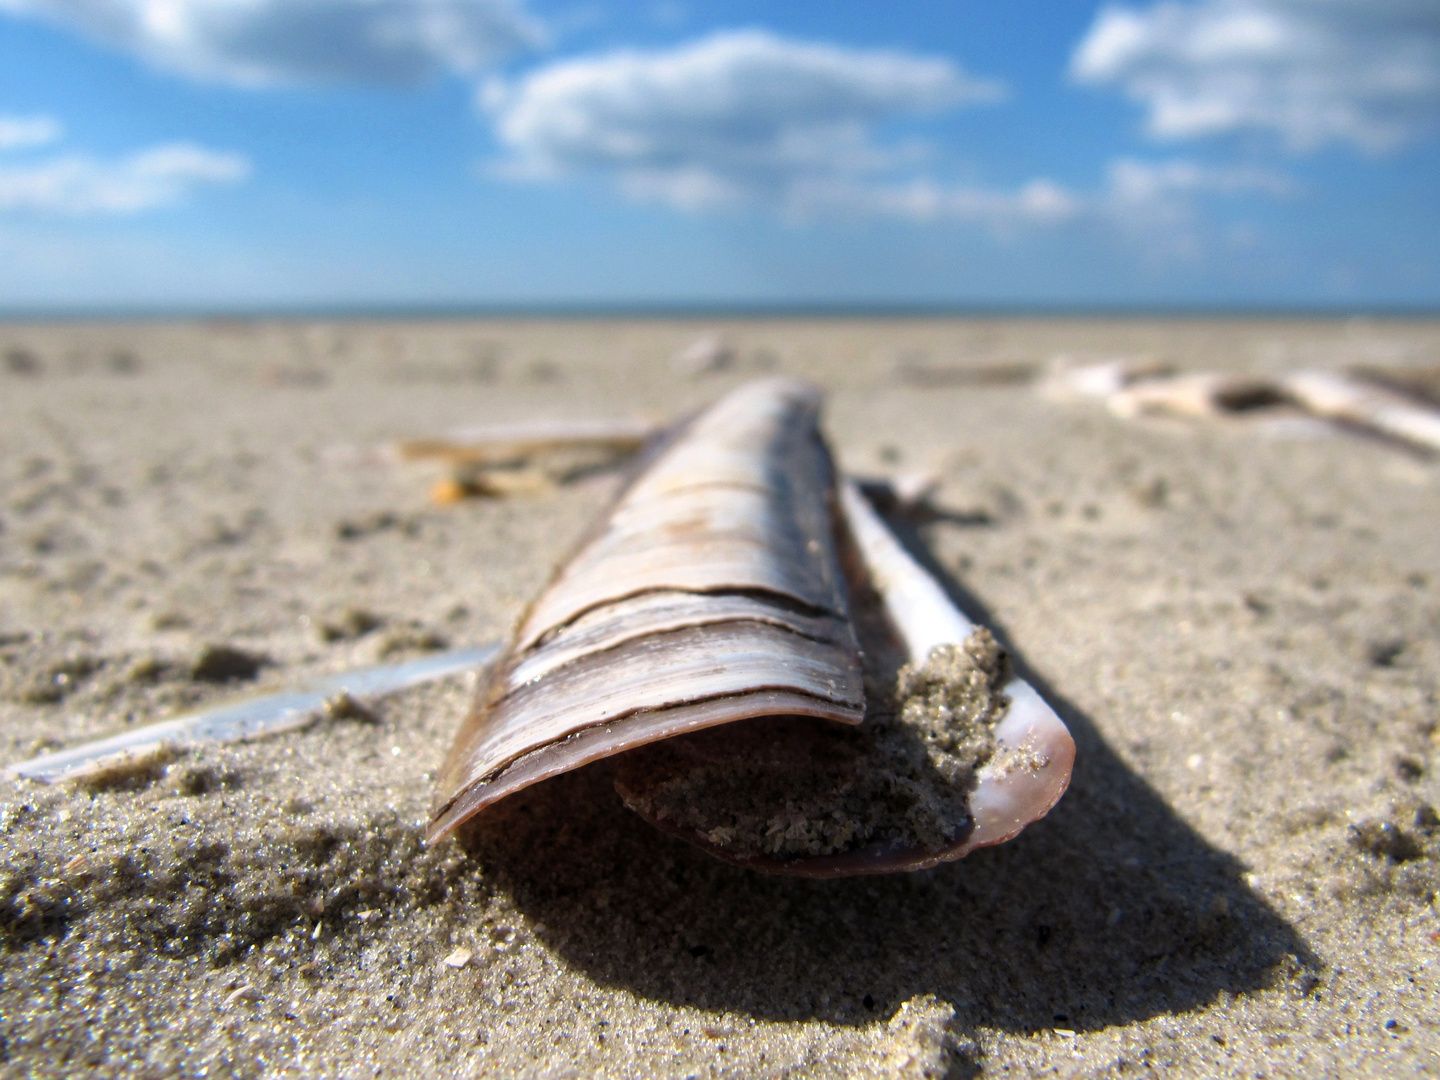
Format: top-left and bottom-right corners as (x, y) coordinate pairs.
(616, 629), (1012, 863)
(2, 315), (1439, 1078)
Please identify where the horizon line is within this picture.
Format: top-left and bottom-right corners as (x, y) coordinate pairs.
(2, 300), (1439, 323)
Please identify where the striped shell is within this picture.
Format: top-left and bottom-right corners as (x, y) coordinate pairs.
(429, 378), (865, 842)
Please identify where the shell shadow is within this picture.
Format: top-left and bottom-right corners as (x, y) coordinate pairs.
(459, 511), (1318, 1034)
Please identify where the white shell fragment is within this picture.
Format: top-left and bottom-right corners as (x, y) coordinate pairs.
(1040, 356), (1174, 401)
(671, 335), (734, 377)
(394, 419), (659, 465)
(1108, 372), (1283, 419)
(430, 378), (865, 842)
(1046, 357), (1440, 455)
(442, 947), (474, 969)
(7, 646), (498, 785)
(1283, 369), (1440, 453)
(396, 418), (663, 502)
(429, 377), (1075, 876)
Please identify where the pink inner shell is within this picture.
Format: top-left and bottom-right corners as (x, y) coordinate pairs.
(629, 678), (1075, 879)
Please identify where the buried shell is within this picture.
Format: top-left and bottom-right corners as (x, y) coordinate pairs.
(429, 377), (1074, 875)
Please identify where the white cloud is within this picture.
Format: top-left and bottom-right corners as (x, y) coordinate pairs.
(0, 0), (542, 85)
(0, 114), (63, 150)
(1098, 157), (1295, 260)
(487, 28), (1003, 209)
(787, 177), (1083, 227)
(1105, 156), (1291, 204)
(1097, 157), (1291, 253)
(787, 158), (1287, 233)
(0, 142), (249, 213)
(485, 27), (1289, 240)
(1072, 0), (1440, 151)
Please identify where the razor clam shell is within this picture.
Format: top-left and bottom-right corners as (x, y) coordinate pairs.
(803, 481), (1074, 874)
(395, 419), (658, 464)
(1108, 372), (1283, 419)
(630, 675), (1076, 879)
(1284, 369), (1440, 452)
(429, 377), (864, 841)
(617, 480), (1075, 877)
(8, 646), (499, 785)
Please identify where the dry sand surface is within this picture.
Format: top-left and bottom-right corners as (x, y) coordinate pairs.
(2, 316), (1439, 1078)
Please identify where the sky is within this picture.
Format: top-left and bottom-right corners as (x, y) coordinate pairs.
(0, 0), (1437, 311)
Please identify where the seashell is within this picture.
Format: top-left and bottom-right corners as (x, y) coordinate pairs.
(7, 647), (498, 785)
(395, 418), (658, 466)
(429, 377), (866, 841)
(1350, 363), (1440, 409)
(614, 481), (1074, 876)
(894, 356), (1037, 388)
(1039, 355), (1173, 401)
(671, 335), (734, 377)
(1108, 372), (1284, 419)
(826, 479), (1075, 870)
(429, 377), (1074, 875)
(1047, 359), (1440, 454)
(395, 418), (660, 503)
(1283, 369), (1440, 453)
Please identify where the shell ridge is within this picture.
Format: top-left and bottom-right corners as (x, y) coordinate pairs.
(515, 609), (850, 685)
(524, 583), (843, 655)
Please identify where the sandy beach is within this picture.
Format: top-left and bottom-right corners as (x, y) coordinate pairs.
(2, 315), (1439, 1078)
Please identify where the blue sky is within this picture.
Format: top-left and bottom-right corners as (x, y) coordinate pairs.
(0, 0), (1437, 311)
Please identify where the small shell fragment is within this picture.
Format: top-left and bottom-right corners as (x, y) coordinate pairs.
(7, 647), (498, 785)
(1109, 372), (1284, 419)
(223, 985), (260, 1008)
(400, 419), (660, 502)
(1040, 356), (1174, 401)
(671, 335), (734, 376)
(442, 947), (474, 969)
(1284, 369), (1440, 453)
(396, 419), (658, 465)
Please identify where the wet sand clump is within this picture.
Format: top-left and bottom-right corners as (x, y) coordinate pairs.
(615, 629), (1010, 861)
